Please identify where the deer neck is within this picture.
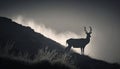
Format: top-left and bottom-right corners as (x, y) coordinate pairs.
(86, 36), (90, 42)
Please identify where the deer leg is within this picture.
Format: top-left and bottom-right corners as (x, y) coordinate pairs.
(65, 47), (68, 52)
(81, 48), (83, 55)
(83, 48), (84, 55)
(67, 46), (71, 51)
(81, 48), (84, 55)
(65, 45), (71, 52)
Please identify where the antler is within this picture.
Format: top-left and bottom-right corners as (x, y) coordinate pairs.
(89, 26), (92, 34)
(84, 27), (88, 33)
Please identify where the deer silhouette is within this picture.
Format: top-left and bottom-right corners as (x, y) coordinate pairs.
(65, 27), (92, 55)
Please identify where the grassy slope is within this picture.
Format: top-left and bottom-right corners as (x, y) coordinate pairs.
(0, 17), (120, 69)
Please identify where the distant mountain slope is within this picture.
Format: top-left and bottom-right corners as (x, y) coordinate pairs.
(0, 17), (64, 54)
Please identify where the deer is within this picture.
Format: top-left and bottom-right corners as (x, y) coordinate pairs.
(65, 27), (92, 55)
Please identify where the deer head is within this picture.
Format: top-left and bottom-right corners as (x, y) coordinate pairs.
(84, 26), (92, 38)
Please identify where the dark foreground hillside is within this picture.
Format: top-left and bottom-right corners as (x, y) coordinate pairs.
(0, 17), (120, 69)
(0, 17), (64, 54)
(0, 57), (72, 69)
(0, 53), (120, 69)
(71, 53), (120, 69)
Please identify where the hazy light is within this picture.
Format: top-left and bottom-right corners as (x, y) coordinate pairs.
(13, 16), (91, 54)
(12, 15), (120, 63)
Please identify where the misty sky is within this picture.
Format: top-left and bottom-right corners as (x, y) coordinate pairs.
(0, 0), (120, 63)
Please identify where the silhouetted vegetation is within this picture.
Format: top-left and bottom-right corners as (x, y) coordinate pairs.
(0, 40), (76, 69)
(0, 17), (120, 69)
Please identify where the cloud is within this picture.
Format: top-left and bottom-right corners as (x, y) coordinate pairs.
(12, 16), (82, 53)
(12, 16), (120, 63)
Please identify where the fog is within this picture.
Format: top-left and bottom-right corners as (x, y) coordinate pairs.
(0, 0), (120, 63)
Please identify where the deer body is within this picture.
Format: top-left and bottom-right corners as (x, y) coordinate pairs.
(67, 38), (90, 48)
(65, 27), (92, 55)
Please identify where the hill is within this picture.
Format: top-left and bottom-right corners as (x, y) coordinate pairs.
(0, 17), (64, 54)
(0, 17), (120, 69)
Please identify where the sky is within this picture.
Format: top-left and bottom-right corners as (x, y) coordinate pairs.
(0, 0), (120, 63)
